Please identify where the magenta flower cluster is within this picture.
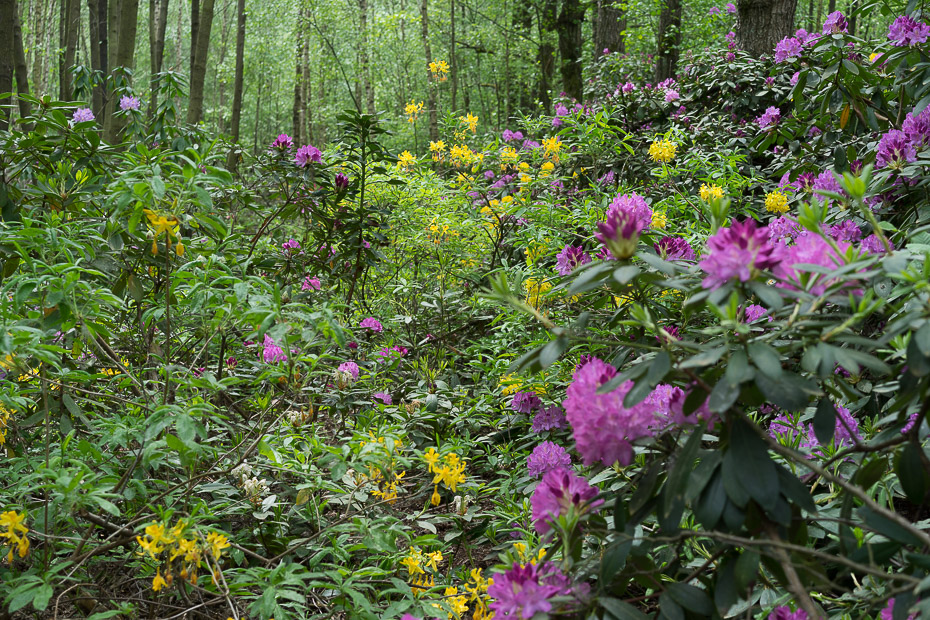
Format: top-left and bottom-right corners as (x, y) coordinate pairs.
(757, 106), (781, 130)
(262, 335), (288, 363)
(487, 561), (584, 618)
(532, 405), (567, 432)
(596, 193), (652, 260)
(699, 219), (781, 289)
(768, 607), (808, 620)
(655, 236), (695, 260)
(888, 15), (930, 46)
(295, 144), (322, 167)
(530, 468), (602, 533)
(526, 441), (571, 477)
(556, 245), (591, 275)
(359, 317), (383, 332)
(119, 95), (141, 111)
(822, 11), (848, 34)
(769, 404), (861, 452)
(512, 391), (542, 414)
(774, 37), (803, 63)
(271, 133), (293, 150)
(72, 108), (95, 123)
(301, 275), (322, 291)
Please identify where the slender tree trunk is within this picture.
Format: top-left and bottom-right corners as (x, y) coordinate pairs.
(654, 0), (681, 83)
(358, 0), (374, 114)
(807, 0), (813, 30)
(420, 0), (437, 140)
(225, 0), (245, 171)
(536, 0), (557, 110)
(302, 29), (311, 142)
(252, 58), (263, 153)
(0, 0), (14, 130)
(104, 0), (139, 141)
(148, 0), (169, 118)
(88, 0), (106, 115)
(450, 0), (456, 111)
(213, 0), (232, 132)
(848, 0), (857, 35)
(735, 0), (798, 57)
(13, 1), (32, 119)
(593, 0), (624, 57)
(556, 0), (585, 100)
(187, 0), (215, 123)
(60, 0), (80, 99)
(815, 0), (823, 33)
(827, 0), (834, 12)
(292, 4), (304, 142)
(190, 0), (200, 76)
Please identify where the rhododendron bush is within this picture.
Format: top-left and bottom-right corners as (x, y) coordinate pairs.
(1, 5), (930, 620)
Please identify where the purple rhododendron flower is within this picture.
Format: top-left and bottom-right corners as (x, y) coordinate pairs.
(530, 468), (602, 533)
(295, 144), (322, 167)
(262, 335), (288, 363)
(768, 216), (803, 245)
(373, 391), (393, 405)
(757, 106), (781, 130)
(608, 192), (653, 229)
(790, 71), (801, 86)
(902, 106), (930, 148)
(726, 2), (736, 12)
(487, 562), (579, 618)
(301, 275), (321, 291)
(335, 173), (349, 190)
(774, 37), (803, 62)
(709, 6), (720, 15)
(881, 598), (917, 620)
(827, 220), (862, 243)
(822, 11), (848, 34)
(664, 89), (680, 103)
(563, 358), (667, 466)
(374, 345), (408, 362)
(360, 317), (383, 332)
(271, 133), (293, 150)
(337, 361), (359, 381)
(512, 391), (542, 414)
(655, 236), (696, 260)
(775, 234), (853, 295)
(556, 245), (592, 275)
(532, 405), (568, 432)
(768, 606), (808, 620)
(744, 304), (771, 322)
(772, 405), (861, 453)
(119, 95), (141, 111)
(621, 82), (635, 94)
(861, 233), (893, 254)
(888, 15), (930, 46)
(876, 129), (917, 167)
(282, 238), (301, 252)
(502, 129), (524, 142)
(527, 441), (572, 477)
(699, 219), (781, 289)
(72, 108), (95, 123)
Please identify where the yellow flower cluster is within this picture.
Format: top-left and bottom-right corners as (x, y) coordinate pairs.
(428, 218), (459, 244)
(0, 511), (30, 563)
(700, 183), (724, 202)
(136, 519), (230, 592)
(540, 161), (555, 176)
(401, 547), (444, 594)
(513, 541), (547, 566)
(648, 139), (677, 163)
(423, 448), (467, 507)
(143, 209), (183, 256)
(652, 211), (667, 229)
(499, 146), (519, 169)
(765, 191), (789, 214)
(524, 277), (552, 309)
(525, 242), (548, 266)
(429, 60), (450, 81)
(405, 100), (425, 123)
(397, 150), (417, 169)
(0, 405), (11, 447)
(430, 140), (446, 162)
(450, 144), (478, 168)
(542, 136), (561, 160)
(464, 568), (494, 620)
(358, 433), (407, 505)
(459, 113), (478, 133)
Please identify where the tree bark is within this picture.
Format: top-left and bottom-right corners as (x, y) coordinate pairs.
(292, 3), (305, 143)
(225, 0), (245, 171)
(450, 0), (456, 111)
(190, 0), (200, 77)
(593, 0), (624, 57)
(556, 0), (584, 100)
(358, 0), (374, 114)
(419, 0), (438, 140)
(59, 0), (80, 99)
(187, 0), (215, 124)
(736, 0), (798, 57)
(654, 0), (681, 83)
(13, 0), (31, 119)
(88, 0), (107, 115)
(148, 0), (170, 118)
(0, 0), (14, 130)
(536, 0), (557, 110)
(104, 0), (139, 141)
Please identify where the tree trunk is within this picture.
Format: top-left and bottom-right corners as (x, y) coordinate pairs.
(450, 0), (456, 111)
(148, 0), (169, 118)
(0, 0), (14, 130)
(654, 0), (681, 83)
(848, 0), (857, 35)
(88, 0), (107, 115)
(292, 4), (304, 143)
(419, 0), (437, 140)
(104, 0), (139, 141)
(251, 58), (263, 153)
(225, 0), (245, 171)
(190, 0), (199, 77)
(187, 0), (215, 124)
(358, 0), (374, 114)
(59, 0), (80, 99)
(13, 1), (31, 119)
(536, 0), (557, 110)
(593, 0), (624, 57)
(556, 0), (584, 100)
(736, 0), (798, 57)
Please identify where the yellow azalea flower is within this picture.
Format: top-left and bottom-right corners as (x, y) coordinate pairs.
(649, 139), (677, 163)
(429, 140), (446, 152)
(430, 486), (441, 506)
(152, 570), (168, 592)
(206, 531), (230, 558)
(765, 191), (789, 214)
(524, 277), (552, 308)
(540, 161), (554, 176)
(652, 211), (667, 229)
(429, 60), (450, 81)
(405, 100), (424, 123)
(869, 52), (881, 63)
(460, 113), (478, 132)
(0, 511), (27, 535)
(700, 183), (724, 201)
(542, 136), (561, 159)
(426, 550), (443, 570)
(401, 552), (425, 575)
(397, 151), (417, 169)
(143, 209), (180, 239)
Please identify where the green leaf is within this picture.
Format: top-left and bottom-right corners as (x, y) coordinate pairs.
(734, 550), (760, 591)
(600, 597), (650, 620)
(661, 429), (704, 528)
(748, 342), (783, 378)
(858, 506), (925, 546)
(896, 442), (930, 504)
(730, 418), (780, 511)
(666, 583), (713, 615)
(708, 379), (740, 413)
(813, 399), (836, 446)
